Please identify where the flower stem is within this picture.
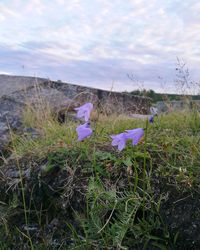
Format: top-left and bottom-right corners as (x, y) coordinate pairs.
(142, 118), (149, 219)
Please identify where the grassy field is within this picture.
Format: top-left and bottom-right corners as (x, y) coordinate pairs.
(0, 107), (200, 249)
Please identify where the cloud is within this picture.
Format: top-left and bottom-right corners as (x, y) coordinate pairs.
(0, 0), (199, 93)
(0, 44), (176, 93)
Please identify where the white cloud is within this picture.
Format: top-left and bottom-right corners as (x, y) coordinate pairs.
(0, 0), (199, 92)
(0, 71), (12, 75)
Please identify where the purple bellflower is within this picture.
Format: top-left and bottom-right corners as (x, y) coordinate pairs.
(111, 128), (144, 151)
(149, 115), (154, 123)
(76, 122), (92, 141)
(125, 128), (144, 146)
(111, 132), (128, 151)
(74, 102), (93, 122)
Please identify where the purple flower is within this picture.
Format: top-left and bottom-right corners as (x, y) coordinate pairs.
(74, 103), (93, 122)
(149, 115), (154, 123)
(76, 123), (92, 141)
(125, 128), (144, 146)
(111, 133), (128, 151)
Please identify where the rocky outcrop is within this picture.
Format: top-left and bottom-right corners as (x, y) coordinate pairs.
(156, 100), (200, 113)
(0, 84), (75, 152)
(47, 80), (151, 114)
(0, 75), (151, 153)
(0, 74), (47, 97)
(0, 96), (24, 152)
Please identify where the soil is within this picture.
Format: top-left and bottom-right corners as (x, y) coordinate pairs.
(151, 173), (200, 250)
(1, 154), (200, 249)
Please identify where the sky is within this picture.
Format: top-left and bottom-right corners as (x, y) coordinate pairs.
(0, 0), (200, 93)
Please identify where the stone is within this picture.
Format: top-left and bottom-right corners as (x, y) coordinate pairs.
(48, 80), (151, 114)
(156, 100), (200, 113)
(0, 84), (80, 152)
(0, 74), (47, 97)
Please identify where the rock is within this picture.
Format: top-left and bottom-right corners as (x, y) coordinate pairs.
(22, 127), (40, 139)
(48, 80), (151, 114)
(6, 84), (74, 111)
(0, 97), (24, 152)
(0, 74), (47, 97)
(156, 100), (200, 113)
(129, 114), (152, 120)
(0, 85), (77, 153)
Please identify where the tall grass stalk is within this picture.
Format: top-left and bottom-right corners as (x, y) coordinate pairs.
(142, 118), (149, 220)
(8, 122), (34, 250)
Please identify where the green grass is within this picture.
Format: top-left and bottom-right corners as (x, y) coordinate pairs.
(1, 109), (200, 249)
(13, 111), (200, 186)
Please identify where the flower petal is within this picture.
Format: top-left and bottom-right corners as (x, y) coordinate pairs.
(76, 123), (92, 141)
(149, 115), (154, 123)
(125, 128), (144, 145)
(74, 103), (93, 122)
(111, 132), (127, 151)
(118, 140), (126, 151)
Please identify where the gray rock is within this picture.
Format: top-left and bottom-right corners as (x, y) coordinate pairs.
(0, 97), (24, 151)
(156, 100), (200, 113)
(0, 84), (78, 152)
(0, 74), (47, 97)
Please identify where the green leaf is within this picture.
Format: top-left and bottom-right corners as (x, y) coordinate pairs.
(123, 157), (132, 167)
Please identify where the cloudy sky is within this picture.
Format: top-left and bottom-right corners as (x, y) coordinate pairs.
(0, 0), (199, 93)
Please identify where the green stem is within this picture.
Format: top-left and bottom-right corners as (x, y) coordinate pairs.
(8, 126), (34, 250)
(142, 119), (149, 220)
(133, 158), (139, 193)
(92, 109), (100, 177)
